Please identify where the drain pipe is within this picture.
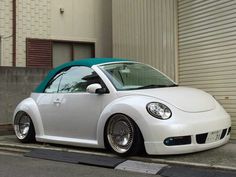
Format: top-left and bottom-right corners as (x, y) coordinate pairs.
(12, 0), (16, 67)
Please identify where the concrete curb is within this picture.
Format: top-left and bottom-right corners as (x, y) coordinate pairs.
(0, 142), (236, 171)
(0, 142), (118, 157)
(130, 157), (236, 171)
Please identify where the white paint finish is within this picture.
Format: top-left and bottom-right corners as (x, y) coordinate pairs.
(37, 93), (103, 140)
(112, 0), (178, 80)
(13, 61), (231, 155)
(115, 160), (167, 175)
(13, 97), (45, 137)
(36, 135), (99, 148)
(129, 87), (216, 113)
(86, 84), (102, 94)
(178, 0), (236, 139)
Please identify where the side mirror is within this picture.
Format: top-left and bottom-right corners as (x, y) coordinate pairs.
(86, 83), (107, 94)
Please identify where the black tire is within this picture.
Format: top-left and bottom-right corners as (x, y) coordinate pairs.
(104, 114), (144, 156)
(14, 112), (36, 143)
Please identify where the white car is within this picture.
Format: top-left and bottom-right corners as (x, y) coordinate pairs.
(13, 58), (231, 156)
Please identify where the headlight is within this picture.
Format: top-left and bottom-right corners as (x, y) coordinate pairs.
(146, 102), (172, 120)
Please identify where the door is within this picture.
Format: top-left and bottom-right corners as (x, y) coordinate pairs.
(39, 66), (105, 140)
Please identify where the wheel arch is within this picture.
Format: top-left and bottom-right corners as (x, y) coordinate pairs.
(13, 97), (44, 137)
(96, 96), (152, 148)
(102, 112), (145, 150)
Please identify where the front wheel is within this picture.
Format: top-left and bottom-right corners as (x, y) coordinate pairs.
(14, 112), (36, 143)
(105, 114), (144, 156)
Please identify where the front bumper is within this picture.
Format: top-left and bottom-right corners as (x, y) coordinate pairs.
(145, 128), (230, 155)
(140, 105), (231, 155)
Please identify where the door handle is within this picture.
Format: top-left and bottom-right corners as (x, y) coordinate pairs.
(53, 98), (62, 104)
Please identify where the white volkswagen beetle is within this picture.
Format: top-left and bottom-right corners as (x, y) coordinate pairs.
(13, 58), (231, 156)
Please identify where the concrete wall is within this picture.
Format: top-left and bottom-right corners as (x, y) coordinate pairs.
(0, 67), (48, 124)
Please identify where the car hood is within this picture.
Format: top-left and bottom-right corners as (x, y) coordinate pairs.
(118, 87), (216, 113)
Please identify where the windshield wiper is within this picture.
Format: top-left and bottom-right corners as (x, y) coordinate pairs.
(169, 84), (178, 87)
(137, 84), (178, 89)
(137, 84), (168, 89)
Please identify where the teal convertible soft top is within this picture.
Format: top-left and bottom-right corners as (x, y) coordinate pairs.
(34, 58), (129, 93)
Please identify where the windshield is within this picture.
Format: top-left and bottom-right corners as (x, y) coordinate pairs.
(99, 62), (176, 91)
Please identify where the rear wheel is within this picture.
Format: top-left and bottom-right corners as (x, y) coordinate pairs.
(105, 114), (144, 156)
(14, 112), (35, 143)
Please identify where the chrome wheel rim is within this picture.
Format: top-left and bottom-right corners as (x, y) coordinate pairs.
(14, 114), (31, 140)
(107, 115), (134, 154)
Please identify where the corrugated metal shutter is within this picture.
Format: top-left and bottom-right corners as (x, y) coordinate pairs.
(112, 0), (178, 80)
(178, 0), (236, 139)
(26, 38), (52, 68)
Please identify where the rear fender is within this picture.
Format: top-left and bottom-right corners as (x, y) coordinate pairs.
(13, 97), (44, 137)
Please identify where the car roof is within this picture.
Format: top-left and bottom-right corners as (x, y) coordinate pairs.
(34, 58), (129, 93)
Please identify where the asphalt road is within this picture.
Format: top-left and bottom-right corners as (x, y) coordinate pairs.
(0, 152), (236, 177)
(0, 153), (156, 177)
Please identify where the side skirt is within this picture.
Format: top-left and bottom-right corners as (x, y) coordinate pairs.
(36, 135), (104, 149)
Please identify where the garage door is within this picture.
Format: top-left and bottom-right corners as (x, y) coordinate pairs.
(178, 0), (236, 139)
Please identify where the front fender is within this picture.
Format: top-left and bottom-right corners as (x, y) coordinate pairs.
(13, 97), (44, 137)
(96, 95), (157, 147)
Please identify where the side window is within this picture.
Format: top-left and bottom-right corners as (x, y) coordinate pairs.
(58, 66), (101, 93)
(44, 73), (64, 93)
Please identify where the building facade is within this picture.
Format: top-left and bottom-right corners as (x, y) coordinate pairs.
(0, 0), (112, 68)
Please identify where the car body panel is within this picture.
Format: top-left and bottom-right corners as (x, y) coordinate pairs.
(13, 58), (231, 155)
(126, 87), (216, 113)
(35, 93), (102, 140)
(14, 97), (44, 137)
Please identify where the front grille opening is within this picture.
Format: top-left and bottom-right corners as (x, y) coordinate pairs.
(164, 136), (191, 146)
(220, 129), (227, 139)
(227, 127), (231, 135)
(197, 129), (227, 144)
(196, 133), (207, 144)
